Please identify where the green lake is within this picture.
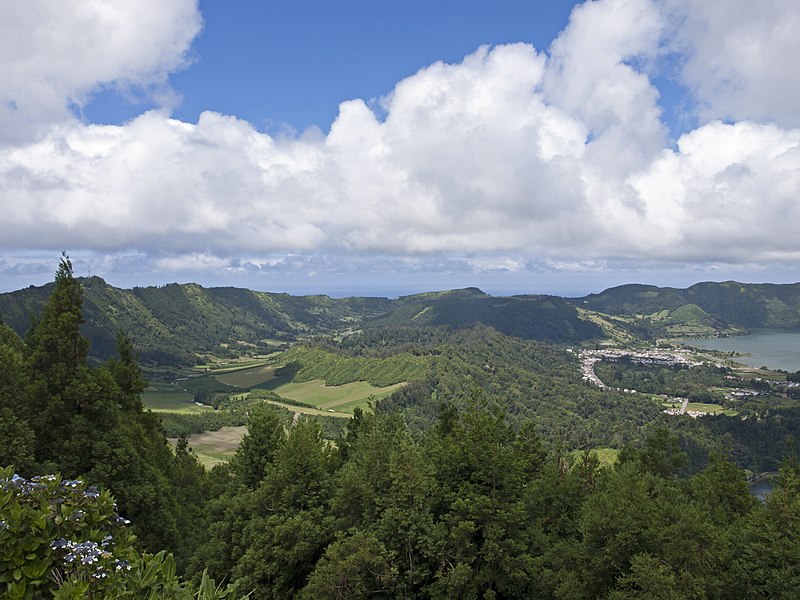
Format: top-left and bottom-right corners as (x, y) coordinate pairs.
(684, 329), (800, 372)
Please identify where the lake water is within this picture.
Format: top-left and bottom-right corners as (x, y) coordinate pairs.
(748, 477), (774, 502)
(684, 329), (800, 372)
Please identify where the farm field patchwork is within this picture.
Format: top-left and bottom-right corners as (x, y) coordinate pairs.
(143, 358), (406, 416)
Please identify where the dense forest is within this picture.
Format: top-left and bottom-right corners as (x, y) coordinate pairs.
(3, 260), (800, 598)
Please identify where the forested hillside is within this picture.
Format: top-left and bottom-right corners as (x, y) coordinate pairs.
(0, 280), (601, 366)
(377, 288), (601, 343)
(574, 281), (800, 338)
(4, 278), (798, 369)
(0, 277), (393, 365)
(0, 258), (241, 597)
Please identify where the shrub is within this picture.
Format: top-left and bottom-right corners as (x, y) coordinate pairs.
(0, 467), (241, 599)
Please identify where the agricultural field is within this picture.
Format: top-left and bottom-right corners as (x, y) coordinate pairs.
(684, 402), (737, 415)
(178, 426), (247, 467)
(270, 379), (406, 414)
(142, 382), (211, 413)
(576, 308), (636, 344)
(214, 363), (278, 388)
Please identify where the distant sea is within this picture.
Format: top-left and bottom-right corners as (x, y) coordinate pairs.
(684, 329), (800, 372)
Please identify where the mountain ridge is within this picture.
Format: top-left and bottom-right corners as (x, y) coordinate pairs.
(0, 278), (599, 365)
(2, 277), (799, 366)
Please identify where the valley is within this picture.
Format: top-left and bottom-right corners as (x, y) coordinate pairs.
(4, 267), (800, 598)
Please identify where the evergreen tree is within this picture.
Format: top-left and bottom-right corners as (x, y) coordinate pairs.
(26, 254), (88, 389)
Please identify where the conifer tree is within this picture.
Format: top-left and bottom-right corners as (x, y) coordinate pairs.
(26, 254), (88, 389)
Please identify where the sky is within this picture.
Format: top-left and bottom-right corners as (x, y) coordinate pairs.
(1, 0), (799, 297)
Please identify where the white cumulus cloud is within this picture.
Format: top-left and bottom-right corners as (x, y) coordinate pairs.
(665, 0), (800, 127)
(0, 0), (202, 143)
(0, 0), (799, 287)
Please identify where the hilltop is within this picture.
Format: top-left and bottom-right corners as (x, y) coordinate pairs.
(571, 281), (800, 341)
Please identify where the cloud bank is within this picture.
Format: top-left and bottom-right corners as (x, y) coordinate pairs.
(1, 0), (799, 286)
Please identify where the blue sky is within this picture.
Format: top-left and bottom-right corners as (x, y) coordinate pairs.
(1, 0), (799, 297)
(85, 1), (581, 134)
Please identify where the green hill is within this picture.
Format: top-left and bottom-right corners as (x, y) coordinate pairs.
(0, 277), (392, 365)
(4, 278), (799, 366)
(378, 289), (602, 343)
(0, 281), (601, 366)
(573, 281), (800, 338)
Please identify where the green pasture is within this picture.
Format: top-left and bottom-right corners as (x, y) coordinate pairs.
(686, 402), (738, 416)
(576, 308), (635, 343)
(270, 379), (405, 414)
(665, 324), (717, 336)
(734, 365), (785, 380)
(215, 364), (277, 388)
(142, 382), (211, 414)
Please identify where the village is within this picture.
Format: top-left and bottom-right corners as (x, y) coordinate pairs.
(577, 347), (743, 418)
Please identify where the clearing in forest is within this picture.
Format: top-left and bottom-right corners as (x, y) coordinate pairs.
(177, 426), (247, 467)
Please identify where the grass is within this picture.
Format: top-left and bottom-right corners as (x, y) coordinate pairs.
(178, 426), (247, 468)
(570, 448), (620, 468)
(666, 324), (718, 335)
(684, 402), (726, 414)
(270, 379), (405, 414)
(576, 308), (636, 343)
(215, 364), (277, 388)
(263, 400), (351, 418)
(142, 382), (211, 414)
(734, 365), (785, 380)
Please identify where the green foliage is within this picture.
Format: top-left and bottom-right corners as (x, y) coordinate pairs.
(1, 279), (602, 369)
(621, 427), (688, 478)
(232, 404), (287, 488)
(7, 263), (800, 598)
(0, 409), (35, 473)
(0, 468), (240, 599)
(299, 531), (396, 599)
(187, 398), (800, 599)
(158, 411), (248, 439)
(0, 278), (392, 366)
(376, 325), (664, 450)
(25, 256), (89, 390)
(701, 406), (800, 472)
(0, 258), (222, 572)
